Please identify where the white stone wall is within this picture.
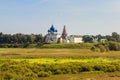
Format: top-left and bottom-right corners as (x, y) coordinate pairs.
(74, 37), (83, 43)
(69, 37), (83, 43)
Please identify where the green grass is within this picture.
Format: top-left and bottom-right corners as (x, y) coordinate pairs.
(41, 43), (93, 49)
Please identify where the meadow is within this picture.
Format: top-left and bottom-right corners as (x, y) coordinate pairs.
(0, 48), (120, 59)
(0, 48), (120, 80)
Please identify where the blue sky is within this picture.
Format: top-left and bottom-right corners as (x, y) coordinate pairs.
(0, 0), (120, 35)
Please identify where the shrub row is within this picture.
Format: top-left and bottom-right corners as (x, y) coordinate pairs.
(0, 44), (36, 48)
(91, 41), (120, 52)
(41, 43), (93, 49)
(0, 43), (43, 48)
(0, 43), (93, 49)
(0, 59), (120, 79)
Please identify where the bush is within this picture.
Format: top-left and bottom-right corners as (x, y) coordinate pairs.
(54, 69), (63, 74)
(91, 42), (110, 52)
(4, 73), (14, 80)
(1, 64), (10, 71)
(98, 45), (106, 52)
(91, 46), (96, 52)
(36, 43), (44, 47)
(108, 41), (120, 51)
(79, 64), (93, 72)
(25, 72), (37, 78)
(38, 71), (51, 77)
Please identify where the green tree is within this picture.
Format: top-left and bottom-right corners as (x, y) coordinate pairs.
(112, 32), (120, 42)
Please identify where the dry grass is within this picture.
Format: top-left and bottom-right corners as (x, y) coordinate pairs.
(40, 72), (120, 80)
(0, 48), (120, 59)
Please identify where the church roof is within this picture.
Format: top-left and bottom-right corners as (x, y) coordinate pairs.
(48, 25), (58, 32)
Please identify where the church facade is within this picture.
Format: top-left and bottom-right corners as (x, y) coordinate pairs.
(45, 25), (83, 43)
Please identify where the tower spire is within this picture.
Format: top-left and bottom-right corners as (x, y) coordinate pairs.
(61, 25), (67, 39)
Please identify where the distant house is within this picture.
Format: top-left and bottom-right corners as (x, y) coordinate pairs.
(68, 35), (83, 43)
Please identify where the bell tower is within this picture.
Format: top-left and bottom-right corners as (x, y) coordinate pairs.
(61, 25), (67, 39)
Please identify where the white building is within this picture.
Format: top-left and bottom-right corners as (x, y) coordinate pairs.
(69, 36), (83, 43)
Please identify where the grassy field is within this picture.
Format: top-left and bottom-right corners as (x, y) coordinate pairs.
(0, 48), (120, 80)
(0, 48), (120, 59)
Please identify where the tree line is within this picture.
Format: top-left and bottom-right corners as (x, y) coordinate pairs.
(0, 32), (120, 44)
(83, 32), (120, 43)
(0, 32), (44, 44)
(0, 32), (120, 48)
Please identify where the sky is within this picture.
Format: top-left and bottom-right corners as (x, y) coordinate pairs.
(0, 0), (120, 35)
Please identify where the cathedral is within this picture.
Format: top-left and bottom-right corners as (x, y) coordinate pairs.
(45, 25), (61, 43)
(45, 25), (83, 43)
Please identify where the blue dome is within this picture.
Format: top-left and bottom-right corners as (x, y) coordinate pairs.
(48, 25), (58, 32)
